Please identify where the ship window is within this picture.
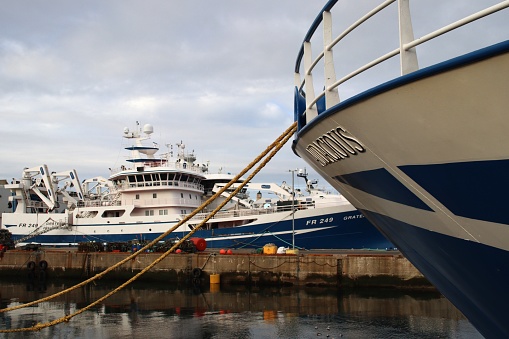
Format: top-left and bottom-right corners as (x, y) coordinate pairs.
(181, 175), (188, 182)
(128, 176), (136, 183)
(180, 193), (183, 198)
(136, 175), (143, 182)
(167, 173), (175, 181)
(101, 210), (125, 218)
(181, 209), (187, 214)
(77, 211), (98, 218)
(189, 194), (192, 199)
(160, 173), (168, 180)
(135, 194), (140, 200)
(145, 210), (154, 216)
(159, 209), (168, 215)
(153, 193), (157, 198)
(144, 174), (151, 181)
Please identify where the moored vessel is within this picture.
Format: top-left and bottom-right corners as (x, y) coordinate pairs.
(1, 122), (393, 251)
(292, 1), (509, 337)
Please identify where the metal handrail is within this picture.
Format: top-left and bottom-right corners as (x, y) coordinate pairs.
(295, 0), (509, 124)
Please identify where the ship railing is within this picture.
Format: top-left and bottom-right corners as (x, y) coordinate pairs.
(186, 202), (317, 221)
(294, 0), (509, 129)
(78, 200), (122, 208)
(187, 208), (274, 221)
(78, 197), (203, 208)
(26, 200), (47, 209)
(110, 161), (206, 176)
(130, 197), (201, 208)
(122, 180), (204, 191)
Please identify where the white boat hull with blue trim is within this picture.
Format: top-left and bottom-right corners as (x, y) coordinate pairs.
(1, 122), (393, 251)
(292, 1), (509, 338)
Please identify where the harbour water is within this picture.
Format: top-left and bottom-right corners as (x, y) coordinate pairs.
(0, 279), (481, 338)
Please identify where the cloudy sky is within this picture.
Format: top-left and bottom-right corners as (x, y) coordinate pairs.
(0, 1), (506, 189)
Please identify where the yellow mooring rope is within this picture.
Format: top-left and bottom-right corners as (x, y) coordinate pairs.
(0, 122), (297, 333)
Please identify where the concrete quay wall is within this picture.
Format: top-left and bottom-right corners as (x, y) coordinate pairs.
(0, 250), (432, 289)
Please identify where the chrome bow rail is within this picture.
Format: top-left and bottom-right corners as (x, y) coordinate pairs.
(294, 0), (509, 130)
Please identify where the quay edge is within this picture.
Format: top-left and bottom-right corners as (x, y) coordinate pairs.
(0, 249), (432, 289)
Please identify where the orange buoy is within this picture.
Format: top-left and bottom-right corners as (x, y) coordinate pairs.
(190, 237), (207, 251)
(226, 249), (232, 255)
(219, 249), (226, 254)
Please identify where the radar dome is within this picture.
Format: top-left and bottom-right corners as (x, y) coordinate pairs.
(143, 124), (154, 135)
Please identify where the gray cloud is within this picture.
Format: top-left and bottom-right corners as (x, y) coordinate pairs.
(0, 1), (327, 189)
(1, 0), (507, 190)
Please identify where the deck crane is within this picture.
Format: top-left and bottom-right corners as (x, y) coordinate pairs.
(21, 165), (59, 212)
(51, 169), (84, 208)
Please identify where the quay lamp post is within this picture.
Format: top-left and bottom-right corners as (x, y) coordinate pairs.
(288, 169), (298, 250)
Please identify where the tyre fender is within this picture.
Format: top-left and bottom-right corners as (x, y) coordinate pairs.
(192, 267), (202, 278)
(27, 261), (36, 271)
(39, 260), (48, 270)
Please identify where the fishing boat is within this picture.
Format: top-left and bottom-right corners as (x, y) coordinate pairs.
(292, 0), (509, 337)
(0, 122), (393, 251)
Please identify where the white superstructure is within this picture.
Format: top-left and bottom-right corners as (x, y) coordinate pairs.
(1, 122), (392, 250)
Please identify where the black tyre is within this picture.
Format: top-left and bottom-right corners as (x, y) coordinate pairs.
(192, 267), (202, 278)
(27, 261), (36, 271)
(39, 260), (48, 270)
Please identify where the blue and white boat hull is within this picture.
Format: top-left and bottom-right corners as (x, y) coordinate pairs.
(4, 206), (393, 250)
(294, 45), (509, 338)
(292, 1), (509, 337)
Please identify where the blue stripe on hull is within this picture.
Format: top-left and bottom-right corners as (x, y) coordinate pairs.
(199, 214), (393, 250)
(361, 209), (509, 339)
(334, 169), (432, 211)
(15, 211), (393, 250)
(400, 159), (509, 225)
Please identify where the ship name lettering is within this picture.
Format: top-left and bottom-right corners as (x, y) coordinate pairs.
(18, 223), (38, 228)
(305, 126), (365, 167)
(343, 214), (364, 220)
(306, 217), (334, 226)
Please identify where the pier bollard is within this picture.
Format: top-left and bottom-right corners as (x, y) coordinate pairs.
(210, 273), (220, 291)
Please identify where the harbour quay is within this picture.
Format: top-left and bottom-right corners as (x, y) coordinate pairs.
(0, 249), (432, 289)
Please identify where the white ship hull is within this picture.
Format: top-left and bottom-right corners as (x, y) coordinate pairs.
(292, 1), (509, 337)
(1, 122), (392, 251)
(3, 204), (390, 250)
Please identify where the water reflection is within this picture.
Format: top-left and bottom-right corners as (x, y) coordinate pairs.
(0, 279), (482, 338)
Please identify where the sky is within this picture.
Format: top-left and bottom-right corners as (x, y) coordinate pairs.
(0, 0), (507, 190)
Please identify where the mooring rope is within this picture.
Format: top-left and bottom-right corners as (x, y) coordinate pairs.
(0, 122), (297, 333)
(233, 211), (295, 249)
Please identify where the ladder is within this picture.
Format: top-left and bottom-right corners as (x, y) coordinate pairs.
(14, 218), (70, 245)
